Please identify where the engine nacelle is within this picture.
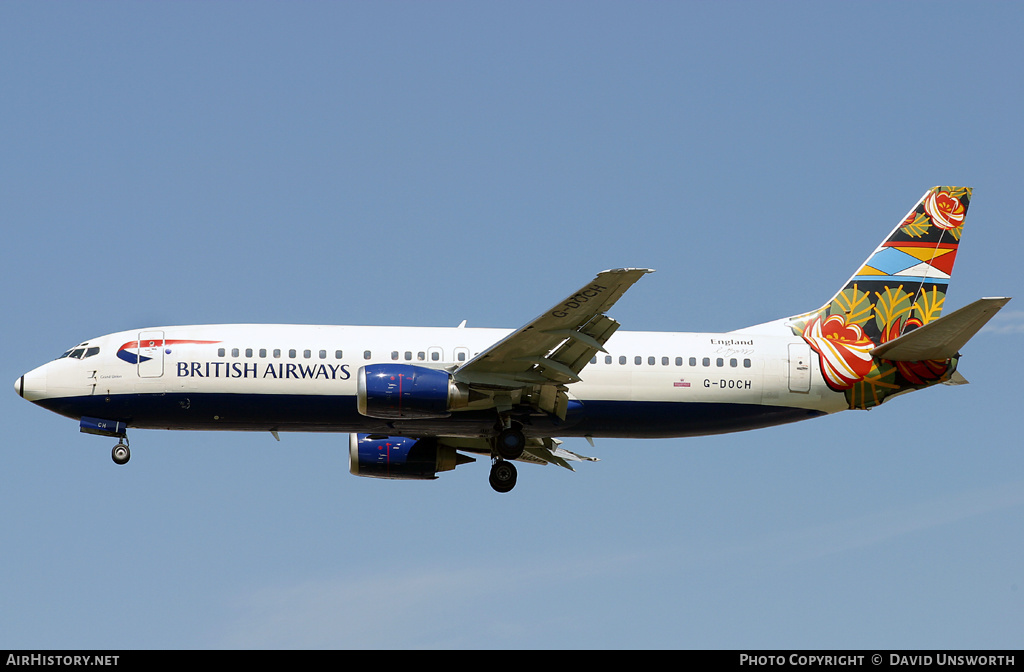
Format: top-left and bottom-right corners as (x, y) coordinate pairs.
(348, 433), (469, 480)
(357, 364), (467, 419)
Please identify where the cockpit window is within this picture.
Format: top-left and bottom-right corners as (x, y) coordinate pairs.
(58, 345), (100, 360)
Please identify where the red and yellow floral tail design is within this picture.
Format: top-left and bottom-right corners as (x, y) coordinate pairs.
(791, 186), (971, 409)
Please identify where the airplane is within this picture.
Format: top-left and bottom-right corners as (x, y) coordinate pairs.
(15, 186), (1010, 493)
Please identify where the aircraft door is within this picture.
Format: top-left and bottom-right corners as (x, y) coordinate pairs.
(138, 330), (165, 378)
(788, 343), (811, 393)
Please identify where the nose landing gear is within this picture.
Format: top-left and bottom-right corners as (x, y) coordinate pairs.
(111, 440), (130, 465)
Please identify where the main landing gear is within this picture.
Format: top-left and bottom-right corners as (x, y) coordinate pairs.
(488, 419), (525, 493)
(111, 439), (130, 465)
(495, 426), (526, 460)
(489, 458), (517, 494)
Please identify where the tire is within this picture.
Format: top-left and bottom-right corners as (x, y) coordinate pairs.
(488, 460), (518, 493)
(111, 444), (130, 465)
(495, 427), (526, 461)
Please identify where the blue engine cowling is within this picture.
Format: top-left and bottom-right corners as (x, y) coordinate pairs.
(348, 433), (470, 480)
(357, 364), (459, 419)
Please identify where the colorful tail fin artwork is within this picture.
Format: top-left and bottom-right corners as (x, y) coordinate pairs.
(790, 186), (973, 409)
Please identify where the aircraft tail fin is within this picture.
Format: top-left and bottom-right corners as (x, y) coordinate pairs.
(817, 186), (972, 346)
(787, 187), (992, 408)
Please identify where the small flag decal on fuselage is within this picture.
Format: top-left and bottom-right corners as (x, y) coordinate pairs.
(673, 380), (691, 388)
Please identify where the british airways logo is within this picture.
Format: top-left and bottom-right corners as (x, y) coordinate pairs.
(119, 337), (352, 381)
(117, 339), (221, 365)
(176, 361), (351, 380)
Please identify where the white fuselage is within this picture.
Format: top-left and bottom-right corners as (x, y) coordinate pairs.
(18, 322), (848, 439)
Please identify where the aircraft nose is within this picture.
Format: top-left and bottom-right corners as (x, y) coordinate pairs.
(16, 367), (47, 402)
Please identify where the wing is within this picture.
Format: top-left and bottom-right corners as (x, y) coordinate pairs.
(452, 268), (653, 417)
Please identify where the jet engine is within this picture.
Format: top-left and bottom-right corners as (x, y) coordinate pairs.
(356, 364), (470, 419)
(348, 433), (472, 480)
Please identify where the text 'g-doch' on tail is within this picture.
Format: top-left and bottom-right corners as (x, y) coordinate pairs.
(821, 186), (971, 345)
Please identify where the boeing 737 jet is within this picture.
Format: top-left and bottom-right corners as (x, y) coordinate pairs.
(15, 187), (1009, 492)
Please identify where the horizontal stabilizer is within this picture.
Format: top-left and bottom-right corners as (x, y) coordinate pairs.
(870, 297), (1011, 361)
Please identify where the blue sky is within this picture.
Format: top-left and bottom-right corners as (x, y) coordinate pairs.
(2, 1), (1022, 649)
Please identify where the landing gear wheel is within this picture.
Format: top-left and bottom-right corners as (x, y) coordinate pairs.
(489, 459), (518, 493)
(111, 443), (130, 465)
(495, 427), (526, 461)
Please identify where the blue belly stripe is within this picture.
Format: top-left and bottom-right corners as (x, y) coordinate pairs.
(34, 393), (825, 439)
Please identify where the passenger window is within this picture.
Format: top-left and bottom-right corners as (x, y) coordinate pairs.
(730, 358), (737, 367)
(634, 356), (642, 365)
(662, 357), (669, 366)
(218, 348), (226, 357)
(289, 349), (297, 358)
(303, 350), (311, 359)
(335, 350), (343, 359)
(259, 349), (267, 358)
(363, 350), (372, 360)
(619, 356), (627, 365)
(675, 357), (682, 366)
(245, 348), (253, 358)
(431, 351), (440, 361)
(702, 357), (710, 367)
(391, 351), (399, 361)
(319, 350), (327, 359)
(417, 352), (425, 361)
(744, 359), (752, 368)
(716, 358), (724, 367)
(273, 349), (281, 358)
(232, 348), (240, 357)
(605, 355), (612, 365)
(405, 351), (413, 361)
(458, 352), (466, 361)
(689, 357), (697, 366)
